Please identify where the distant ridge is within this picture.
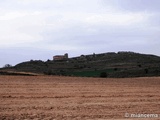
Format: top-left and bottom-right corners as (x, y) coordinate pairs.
(1, 51), (160, 78)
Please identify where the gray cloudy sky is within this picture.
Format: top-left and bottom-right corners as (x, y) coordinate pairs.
(0, 0), (160, 67)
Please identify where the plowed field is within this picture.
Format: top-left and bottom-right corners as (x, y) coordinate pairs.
(0, 76), (160, 120)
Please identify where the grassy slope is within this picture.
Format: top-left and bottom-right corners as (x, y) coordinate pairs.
(2, 52), (160, 78)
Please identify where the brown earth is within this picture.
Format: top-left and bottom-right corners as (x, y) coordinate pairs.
(0, 76), (160, 120)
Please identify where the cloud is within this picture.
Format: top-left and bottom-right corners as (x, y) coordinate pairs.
(0, 10), (44, 47)
(0, 0), (160, 67)
(103, 0), (160, 12)
(0, 0), (148, 49)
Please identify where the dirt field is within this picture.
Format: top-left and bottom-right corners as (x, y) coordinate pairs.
(0, 76), (160, 120)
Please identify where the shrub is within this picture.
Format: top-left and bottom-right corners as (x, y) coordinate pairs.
(114, 68), (118, 71)
(100, 72), (107, 78)
(3, 64), (12, 68)
(144, 69), (148, 74)
(44, 69), (55, 75)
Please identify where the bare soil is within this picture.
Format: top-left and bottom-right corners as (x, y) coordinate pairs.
(0, 76), (160, 120)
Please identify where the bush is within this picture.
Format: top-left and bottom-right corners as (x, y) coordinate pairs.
(44, 69), (55, 75)
(3, 64), (12, 68)
(144, 69), (148, 74)
(114, 68), (118, 71)
(100, 72), (107, 78)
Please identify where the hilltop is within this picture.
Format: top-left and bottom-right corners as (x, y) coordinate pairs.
(1, 51), (160, 77)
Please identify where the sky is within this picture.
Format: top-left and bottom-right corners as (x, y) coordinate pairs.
(0, 0), (160, 67)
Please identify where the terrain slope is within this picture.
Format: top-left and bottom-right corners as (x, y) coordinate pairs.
(2, 51), (160, 77)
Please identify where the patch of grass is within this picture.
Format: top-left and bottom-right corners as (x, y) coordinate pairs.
(67, 69), (114, 77)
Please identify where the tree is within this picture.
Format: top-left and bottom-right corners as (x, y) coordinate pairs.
(100, 72), (108, 78)
(114, 68), (118, 71)
(3, 64), (12, 68)
(138, 64), (142, 68)
(144, 68), (149, 74)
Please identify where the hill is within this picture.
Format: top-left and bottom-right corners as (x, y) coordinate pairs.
(1, 51), (160, 78)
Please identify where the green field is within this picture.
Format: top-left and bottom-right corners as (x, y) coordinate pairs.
(67, 69), (115, 77)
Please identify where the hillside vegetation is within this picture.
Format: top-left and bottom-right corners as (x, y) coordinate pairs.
(1, 51), (160, 78)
